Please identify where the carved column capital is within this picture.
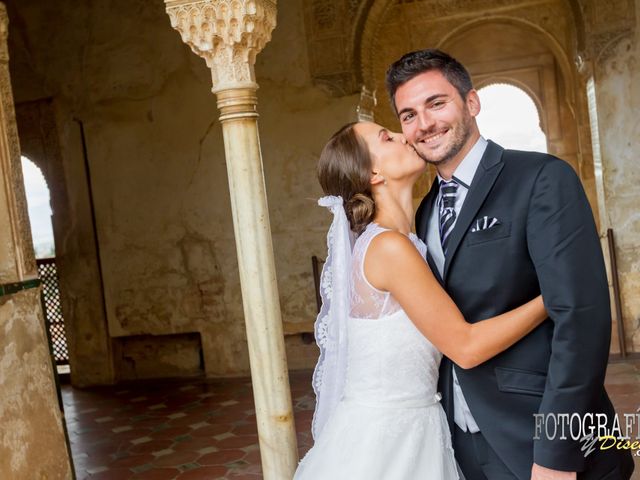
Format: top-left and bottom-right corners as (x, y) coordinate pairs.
(165, 0), (277, 93)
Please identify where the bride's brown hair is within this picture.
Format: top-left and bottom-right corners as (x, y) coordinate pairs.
(317, 122), (375, 235)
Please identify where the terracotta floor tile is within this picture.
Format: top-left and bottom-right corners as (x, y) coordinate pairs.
(110, 453), (156, 469)
(131, 468), (180, 480)
(110, 428), (155, 442)
(150, 426), (192, 440)
(241, 449), (261, 466)
(84, 467), (135, 480)
(131, 417), (167, 429)
(231, 424), (257, 436)
(129, 440), (175, 455)
(213, 435), (257, 449)
(152, 450), (200, 468)
(189, 424), (234, 438)
(178, 466), (229, 479)
(198, 449), (246, 466)
(169, 414), (212, 428)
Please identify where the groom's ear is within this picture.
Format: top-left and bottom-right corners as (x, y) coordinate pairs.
(466, 89), (481, 117)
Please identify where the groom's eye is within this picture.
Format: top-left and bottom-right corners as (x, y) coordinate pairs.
(401, 113), (414, 122)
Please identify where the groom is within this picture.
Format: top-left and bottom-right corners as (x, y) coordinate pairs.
(385, 49), (635, 480)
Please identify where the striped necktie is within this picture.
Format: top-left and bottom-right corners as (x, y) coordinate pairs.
(439, 179), (459, 254)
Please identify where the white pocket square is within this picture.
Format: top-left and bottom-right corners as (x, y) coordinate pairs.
(471, 216), (500, 233)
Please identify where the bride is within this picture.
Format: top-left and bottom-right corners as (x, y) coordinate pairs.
(293, 121), (547, 479)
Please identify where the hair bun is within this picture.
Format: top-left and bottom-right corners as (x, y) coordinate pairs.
(346, 193), (375, 235)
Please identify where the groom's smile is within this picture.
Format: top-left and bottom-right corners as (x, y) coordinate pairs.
(417, 128), (449, 146)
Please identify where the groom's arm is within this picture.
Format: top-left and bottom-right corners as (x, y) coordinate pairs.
(526, 158), (611, 472)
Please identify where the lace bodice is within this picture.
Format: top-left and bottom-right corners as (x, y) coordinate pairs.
(350, 223), (427, 319)
(343, 223), (441, 406)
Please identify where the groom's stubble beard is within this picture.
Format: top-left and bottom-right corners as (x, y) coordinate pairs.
(413, 108), (474, 168)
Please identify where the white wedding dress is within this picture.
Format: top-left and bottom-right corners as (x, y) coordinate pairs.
(294, 223), (460, 479)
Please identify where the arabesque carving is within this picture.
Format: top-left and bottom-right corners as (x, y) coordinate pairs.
(576, 0), (636, 64)
(302, 0), (361, 96)
(165, 0), (277, 92)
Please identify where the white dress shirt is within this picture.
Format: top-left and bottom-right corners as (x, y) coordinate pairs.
(426, 135), (488, 433)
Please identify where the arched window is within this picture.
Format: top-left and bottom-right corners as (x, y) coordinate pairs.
(476, 83), (547, 153)
(21, 156), (55, 258)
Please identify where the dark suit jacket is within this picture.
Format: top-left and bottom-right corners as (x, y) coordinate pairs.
(416, 141), (634, 480)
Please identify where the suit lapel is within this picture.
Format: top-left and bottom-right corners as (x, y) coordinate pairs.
(443, 141), (505, 280)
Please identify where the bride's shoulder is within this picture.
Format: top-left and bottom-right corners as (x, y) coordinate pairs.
(367, 230), (419, 259)
(363, 230), (425, 292)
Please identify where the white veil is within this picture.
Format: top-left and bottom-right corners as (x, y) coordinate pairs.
(311, 195), (355, 440)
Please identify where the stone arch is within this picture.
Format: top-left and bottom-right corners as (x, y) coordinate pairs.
(437, 15), (576, 88)
(354, 1), (582, 90)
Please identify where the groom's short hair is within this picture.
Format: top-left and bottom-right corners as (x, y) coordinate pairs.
(385, 49), (473, 115)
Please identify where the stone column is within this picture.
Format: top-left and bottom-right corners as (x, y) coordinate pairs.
(164, 1), (298, 478)
(577, 0), (640, 354)
(0, 3), (73, 478)
(356, 85), (377, 122)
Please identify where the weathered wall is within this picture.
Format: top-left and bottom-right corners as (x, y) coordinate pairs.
(593, 28), (640, 352)
(16, 100), (115, 386)
(7, 0), (358, 384)
(0, 290), (72, 480)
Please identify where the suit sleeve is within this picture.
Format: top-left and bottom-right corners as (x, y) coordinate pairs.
(527, 159), (611, 471)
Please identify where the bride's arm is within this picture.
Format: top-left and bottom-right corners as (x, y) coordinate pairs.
(366, 231), (547, 369)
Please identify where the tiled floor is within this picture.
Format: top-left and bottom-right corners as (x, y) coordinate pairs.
(63, 360), (640, 479)
(63, 371), (314, 479)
